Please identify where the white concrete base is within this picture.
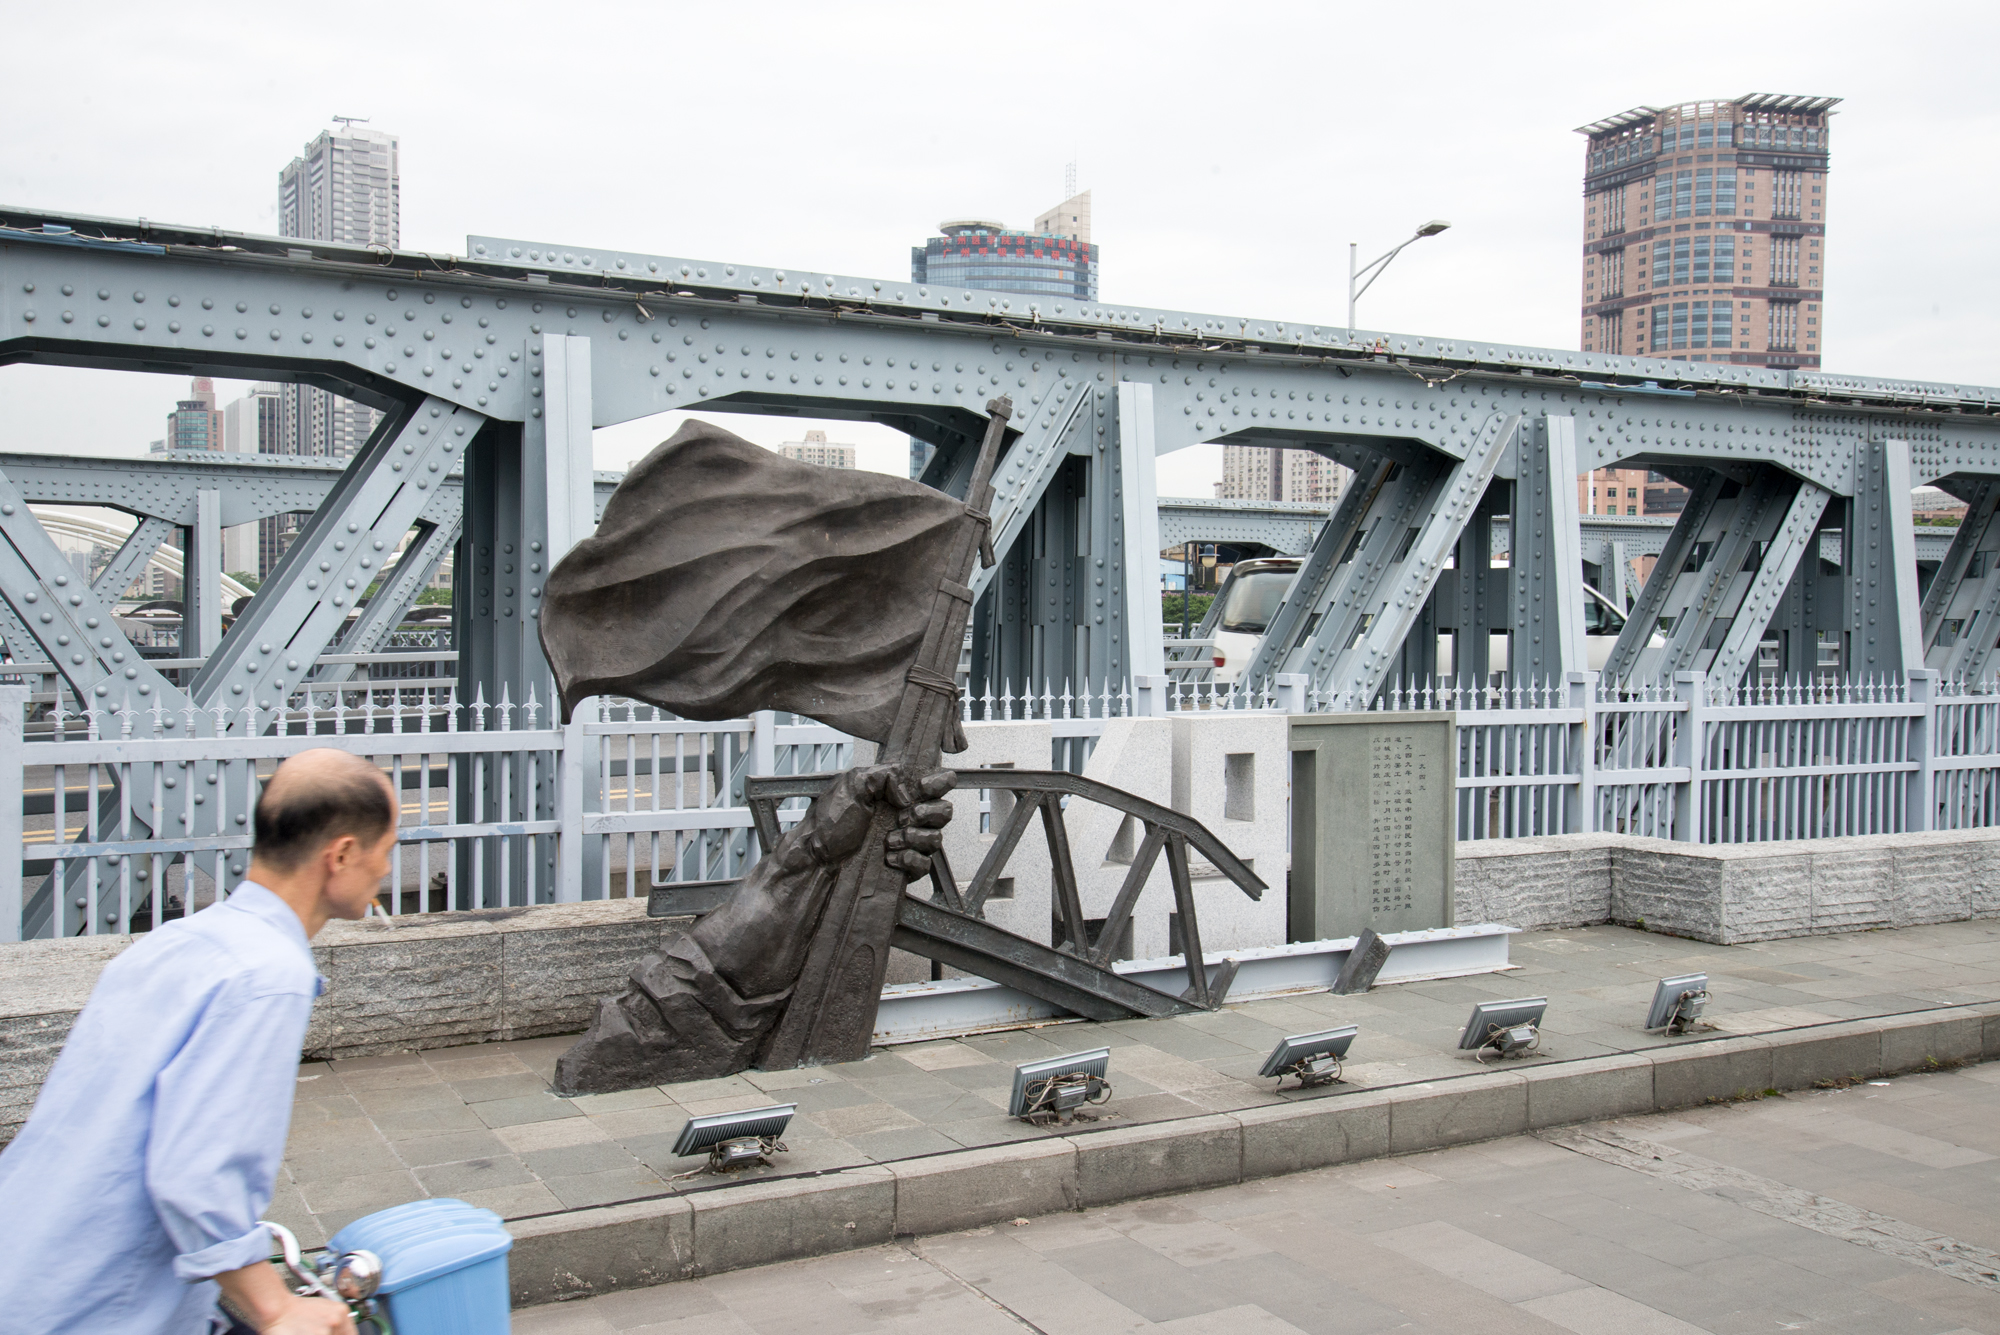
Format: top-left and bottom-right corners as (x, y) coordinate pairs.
(871, 923), (1517, 1044)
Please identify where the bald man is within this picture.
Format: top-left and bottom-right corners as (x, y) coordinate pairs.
(0, 749), (399, 1335)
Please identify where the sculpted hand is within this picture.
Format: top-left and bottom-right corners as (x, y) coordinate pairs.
(799, 765), (955, 876)
(883, 768), (955, 878)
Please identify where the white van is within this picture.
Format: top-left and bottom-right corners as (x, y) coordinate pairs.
(1203, 557), (1635, 684)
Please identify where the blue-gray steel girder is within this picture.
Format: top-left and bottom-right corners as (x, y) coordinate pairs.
(1236, 458), (1391, 690)
(189, 397), (484, 723)
(1607, 468), (1797, 686)
(0, 469), (186, 938)
(183, 486), (223, 658)
(92, 514), (177, 602)
(308, 514), (460, 685)
(1602, 473), (1728, 685)
(1508, 415), (1589, 684)
(0, 590), (39, 665)
(1242, 413), (1517, 702)
(1156, 497), (1325, 556)
(1604, 464), (1838, 689)
(0, 469), (185, 714)
(1765, 501), (1842, 680)
(1846, 439), (1925, 677)
(0, 449), (460, 531)
(1705, 477), (1834, 686)
(6, 207), (2000, 711)
(8, 398), (483, 934)
(1921, 477), (2000, 680)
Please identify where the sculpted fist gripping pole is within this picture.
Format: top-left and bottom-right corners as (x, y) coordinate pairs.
(553, 766), (954, 1095)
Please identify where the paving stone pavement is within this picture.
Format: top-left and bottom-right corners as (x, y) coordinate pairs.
(275, 918), (2000, 1244)
(513, 1062), (2000, 1334)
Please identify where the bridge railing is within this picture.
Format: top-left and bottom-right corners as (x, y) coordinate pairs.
(1345, 670), (2000, 846)
(9, 667), (2000, 940)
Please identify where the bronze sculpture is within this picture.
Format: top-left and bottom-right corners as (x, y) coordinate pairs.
(542, 402), (1267, 1095)
(542, 403), (1014, 1091)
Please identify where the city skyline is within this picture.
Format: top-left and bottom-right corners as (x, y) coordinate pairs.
(4, 7), (1992, 506)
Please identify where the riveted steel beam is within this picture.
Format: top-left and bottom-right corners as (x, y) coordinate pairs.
(1236, 457), (1393, 688)
(308, 515), (458, 685)
(1314, 414), (1518, 704)
(1245, 440), (1476, 699)
(91, 514), (175, 602)
(1621, 467), (1796, 684)
(1508, 415), (1589, 684)
(0, 471), (184, 714)
(1921, 478), (2000, 680)
(191, 397), (483, 725)
(4, 206), (1998, 718)
(1156, 497), (1326, 556)
(1847, 439), (1925, 677)
(1706, 478), (1834, 686)
(1603, 473), (1729, 685)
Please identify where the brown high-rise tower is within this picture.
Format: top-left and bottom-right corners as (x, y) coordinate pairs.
(1576, 95), (1837, 369)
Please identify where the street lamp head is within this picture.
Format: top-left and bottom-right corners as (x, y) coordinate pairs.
(1415, 219), (1452, 238)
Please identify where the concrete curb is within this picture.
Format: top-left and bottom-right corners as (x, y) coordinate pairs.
(507, 1001), (2000, 1308)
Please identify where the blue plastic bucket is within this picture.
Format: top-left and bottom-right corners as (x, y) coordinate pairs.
(328, 1198), (513, 1334)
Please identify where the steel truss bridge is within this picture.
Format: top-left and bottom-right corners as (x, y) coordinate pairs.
(1158, 498), (1967, 613)
(6, 205), (2000, 920)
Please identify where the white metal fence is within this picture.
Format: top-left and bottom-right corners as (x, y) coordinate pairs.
(9, 666), (2000, 942)
(1355, 670), (2000, 846)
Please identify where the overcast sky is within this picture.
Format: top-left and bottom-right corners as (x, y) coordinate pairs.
(4, 1), (1995, 497)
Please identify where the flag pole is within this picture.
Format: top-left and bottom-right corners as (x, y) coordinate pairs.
(761, 398), (1014, 1068)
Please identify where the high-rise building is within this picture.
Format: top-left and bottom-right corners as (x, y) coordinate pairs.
(278, 124), (399, 461)
(1216, 445), (1345, 506)
(779, 429), (856, 469)
(1576, 95), (1836, 370)
(908, 189), (1101, 475)
(162, 378), (222, 452)
(910, 193), (1098, 301)
(222, 384), (283, 577)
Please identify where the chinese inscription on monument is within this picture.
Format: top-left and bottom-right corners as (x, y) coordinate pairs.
(1289, 714), (1453, 941)
(1367, 733), (1427, 916)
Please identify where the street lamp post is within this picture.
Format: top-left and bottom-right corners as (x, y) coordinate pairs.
(1348, 220), (1451, 340)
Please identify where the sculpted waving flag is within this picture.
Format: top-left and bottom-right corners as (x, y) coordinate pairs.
(541, 418), (969, 749)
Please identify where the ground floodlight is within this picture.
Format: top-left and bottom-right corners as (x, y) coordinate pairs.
(1009, 1047), (1112, 1124)
(1458, 997), (1548, 1061)
(1258, 1025), (1359, 1090)
(670, 1103), (797, 1173)
(1647, 973), (1711, 1035)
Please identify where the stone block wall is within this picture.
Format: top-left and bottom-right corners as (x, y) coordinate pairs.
(1457, 827), (2000, 944)
(0, 901), (673, 1145)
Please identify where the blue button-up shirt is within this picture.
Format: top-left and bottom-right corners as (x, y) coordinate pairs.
(0, 883), (323, 1334)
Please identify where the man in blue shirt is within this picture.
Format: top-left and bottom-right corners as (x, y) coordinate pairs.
(0, 748), (400, 1334)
